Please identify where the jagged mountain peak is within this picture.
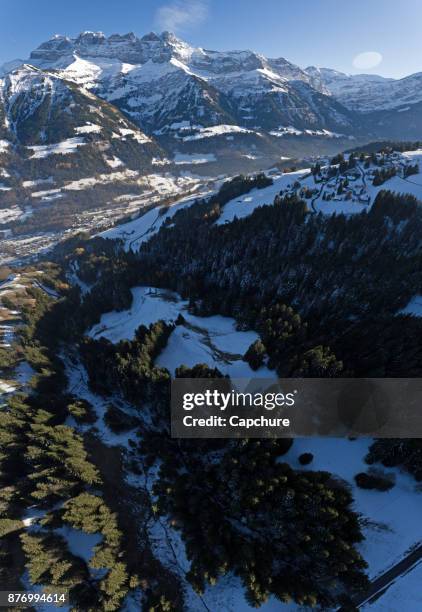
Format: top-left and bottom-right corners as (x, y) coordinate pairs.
(25, 30), (323, 93)
(108, 32), (137, 42)
(28, 30), (194, 67)
(141, 31), (162, 41)
(76, 30), (106, 41)
(28, 30), (301, 76)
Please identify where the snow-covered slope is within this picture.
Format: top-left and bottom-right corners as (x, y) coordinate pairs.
(217, 149), (422, 221)
(0, 62), (161, 200)
(285, 438), (422, 585)
(306, 65), (422, 112)
(0, 64), (155, 147)
(0, 63), (169, 261)
(101, 148), (422, 259)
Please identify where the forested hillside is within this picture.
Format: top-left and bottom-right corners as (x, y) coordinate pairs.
(2, 165), (422, 609)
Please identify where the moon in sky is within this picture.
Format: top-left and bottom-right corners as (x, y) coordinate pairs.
(352, 51), (383, 70)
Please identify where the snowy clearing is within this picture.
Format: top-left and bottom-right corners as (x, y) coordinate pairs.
(116, 127), (151, 143)
(269, 127), (346, 138)
(63, 168), (138, 191)
(104, 155), (123, 168)
(31, 188), (62, 198)
(74, 123), (102, 134)
(27, 137), (86, 159)
(151, 157), (171, 166)
(0, 380), (16, 394)
(0, 206), (26, 223)
(182, 124), (255, 141)
(285, 438), (422, 580)
(22, 177), (54, 188)
(88, 286), (273, 378)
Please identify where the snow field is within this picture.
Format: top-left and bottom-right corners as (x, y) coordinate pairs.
(27, 137), (86, 159)
(88, 286), (273, 378)
(284, 438), (422, 579)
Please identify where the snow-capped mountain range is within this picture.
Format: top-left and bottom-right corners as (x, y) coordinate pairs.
(21, 31), (357, 137)
(2, 30), (422, 154)
(305, 66), (422, 112)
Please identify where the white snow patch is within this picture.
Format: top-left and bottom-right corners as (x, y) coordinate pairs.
(23, 177), (54, 188)
(0, 380), (16, 394)
(174, 152), (216, 165)
(105, 155), (124, 168)
(88, 287), (273, 378)
(216, 169), (308, 224)
(74, 123), (102, 134)
(304, 128), (345, 138)
(152, 157), (171, 166)
(27, 137), (86, 159)
(63, 169), (138, 191)
(269, 125), (303, 137)
(31, 188), (62, 198)
(241, 153), (260, 160)
(285, 438), (422, 579)
(116, 127), (151, 143)
(183, 124), (255, 141)
(0, 206), (27, 223)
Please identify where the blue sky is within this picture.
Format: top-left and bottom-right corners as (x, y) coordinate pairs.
(1, 0), (421, 77)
